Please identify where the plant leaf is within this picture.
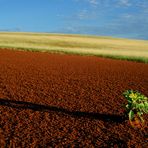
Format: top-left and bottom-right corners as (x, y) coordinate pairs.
(129, 110), (134, 121)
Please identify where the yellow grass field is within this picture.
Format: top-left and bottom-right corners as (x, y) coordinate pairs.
(0, 32), (148, 62)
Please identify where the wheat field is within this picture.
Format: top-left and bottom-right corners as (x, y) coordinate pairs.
(0, 32), (148, 62)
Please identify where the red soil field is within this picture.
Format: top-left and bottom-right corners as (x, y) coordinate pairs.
(0, 49), (148, 147)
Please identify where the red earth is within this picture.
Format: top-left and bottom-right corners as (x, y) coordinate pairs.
(0, 49), (148, 147)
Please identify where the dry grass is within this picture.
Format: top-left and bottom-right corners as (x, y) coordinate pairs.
(0, 32), (148, 62)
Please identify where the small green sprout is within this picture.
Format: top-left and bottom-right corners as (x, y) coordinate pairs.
(123, 90), (148, 123)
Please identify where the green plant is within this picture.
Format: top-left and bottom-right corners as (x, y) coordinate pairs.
(123, 90), (148, 123)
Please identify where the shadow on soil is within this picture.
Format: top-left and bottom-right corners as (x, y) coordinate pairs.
(0, 98), (126, 123)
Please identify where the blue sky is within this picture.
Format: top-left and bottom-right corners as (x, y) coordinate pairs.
(0, 0), (148, 40)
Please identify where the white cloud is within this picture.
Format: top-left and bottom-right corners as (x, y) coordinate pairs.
(77, 9), (97, 20)
(122, 14), (134, 19)
(74, 0), (98, 6)
(75, 0), (148, 8)
(77, 10), (88, 19)
(88, 0), (98, 6)
(64, 0), (148, 39)
(118, 0), (131, 7)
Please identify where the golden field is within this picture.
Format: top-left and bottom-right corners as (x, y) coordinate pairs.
(0, 32), (148, 62)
